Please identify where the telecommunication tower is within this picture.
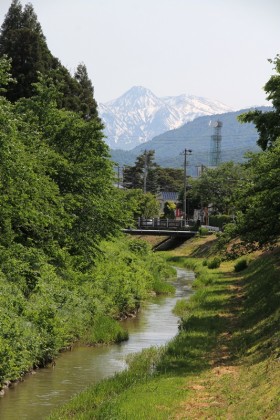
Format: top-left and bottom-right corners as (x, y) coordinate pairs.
(209, 120), (222, 167)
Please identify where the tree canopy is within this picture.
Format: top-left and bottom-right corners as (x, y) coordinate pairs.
(238, 55), (280, 150)
(235, 141), (280, 245)
(123, 150), (184, 194)
(0, 0), (98, 119)
(0, 56), (130, 270)
(189, 162), (245, 215)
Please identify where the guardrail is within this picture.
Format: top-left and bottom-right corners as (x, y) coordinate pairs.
(137, 218), (193, 229)
(201, 225), (220, 232)
(136, 219), (220, 232)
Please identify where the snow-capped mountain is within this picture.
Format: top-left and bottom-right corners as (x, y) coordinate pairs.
(99, 86), (233, 150)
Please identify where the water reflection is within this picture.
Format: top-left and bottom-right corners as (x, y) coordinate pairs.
(0, 268), (194, 420)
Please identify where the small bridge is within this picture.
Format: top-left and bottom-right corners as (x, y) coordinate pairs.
(123, 218), (219, 239)
(123, 218), (197, 239)
(123, 228), (196, 238)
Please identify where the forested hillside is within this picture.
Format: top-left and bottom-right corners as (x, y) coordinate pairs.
(131, 108), (268, 170)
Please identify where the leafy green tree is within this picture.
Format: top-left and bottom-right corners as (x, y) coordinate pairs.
(154, 167), (184, 192)
(235, 139), (280, 244)
(0, 54), (14, 91)
(14, 76), (126, 266)
(189, 162), (246, 215)
(238, 55), (280, 150)
(0, 95), (65, 253)
(123, 189), (160, 220)
(0, 32), (175, 389)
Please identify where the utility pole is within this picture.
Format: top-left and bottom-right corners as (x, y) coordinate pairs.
(181, 149), (192, 226)
(143, 149), (148, 193)
(117, 164), (120, 188)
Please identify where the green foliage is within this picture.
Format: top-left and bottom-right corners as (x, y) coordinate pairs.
(123, 151), (184, 194)
(127, 239), (150, 255)
(235, 138), (280, 245)
(209, 214), (233, 228)
(238, 55), (280, 150)
(122, 189), (160, 219)
(0, 236), (173, 386)
(74, 63), (99, 120)
(163, 200), (176, 218)
(0, 56), (175, 387)
(0, 55), (14, 91)
(189, 161), (246, 214)
(206, 257), (221, 269)
(123, 150), (157, 191)
(48, 241), (280, 420)
(126, 346), (164, 375)
(83, 315), (128, 345)
(0, 1), (98, 118)
(199, 227), (209, 236)
(0, 1), (55, 101)
(154, 167), (184, 192)
(234, 258), (248, 272)
(173, 298), (190, 317)
(215, 222), (238, 252)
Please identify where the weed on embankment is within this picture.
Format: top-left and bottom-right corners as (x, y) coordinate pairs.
(48, 236), (280, 419)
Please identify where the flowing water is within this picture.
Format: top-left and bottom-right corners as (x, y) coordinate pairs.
(0, 268), (194, 420)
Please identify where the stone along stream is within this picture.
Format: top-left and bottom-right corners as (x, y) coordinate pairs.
(0, 268), (194, 420)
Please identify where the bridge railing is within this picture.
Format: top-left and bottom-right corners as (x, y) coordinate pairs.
(201, 225), (220, 232)
(136, 219), (220, 232)
(137, 218), (193, 229)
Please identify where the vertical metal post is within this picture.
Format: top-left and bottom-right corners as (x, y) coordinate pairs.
(143, 149), (147, 193)
(183, 151), (187, 225)
(182, 149), (192, 226)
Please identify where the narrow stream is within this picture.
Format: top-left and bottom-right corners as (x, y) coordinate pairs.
(0, 268), (194, 420)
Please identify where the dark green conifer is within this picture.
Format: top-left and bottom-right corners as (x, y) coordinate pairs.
(0, 0), (54, 101)
(74, 63), (99, 120)
(0, 0), (99, 119)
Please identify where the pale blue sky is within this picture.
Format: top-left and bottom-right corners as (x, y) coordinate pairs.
(1, 0), (280, 109)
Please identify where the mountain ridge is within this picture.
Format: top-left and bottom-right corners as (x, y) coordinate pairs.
(99, 86), (233, 150)
(110, 107), (271, 175)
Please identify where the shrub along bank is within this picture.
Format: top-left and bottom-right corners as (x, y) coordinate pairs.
(48, 236), (280, 419)
(0, 237), (175, 390)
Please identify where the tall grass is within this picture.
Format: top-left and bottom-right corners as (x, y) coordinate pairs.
(82, 314), (128, 345)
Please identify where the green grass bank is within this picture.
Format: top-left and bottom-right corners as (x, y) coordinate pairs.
(48, 235), (280, 419)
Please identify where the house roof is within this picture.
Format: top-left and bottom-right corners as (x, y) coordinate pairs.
(159, 192), (179, 202)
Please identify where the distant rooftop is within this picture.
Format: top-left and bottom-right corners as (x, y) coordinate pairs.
(158, 192), (179, 202)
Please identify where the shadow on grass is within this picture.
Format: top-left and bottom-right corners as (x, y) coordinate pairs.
(157, 282), (236, 376)
(189, 238), (219, 258)
(229, 250), (280, 363)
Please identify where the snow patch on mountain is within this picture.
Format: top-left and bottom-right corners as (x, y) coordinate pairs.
(99, 86), (233, 150)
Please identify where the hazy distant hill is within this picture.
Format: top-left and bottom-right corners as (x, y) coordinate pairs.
(100, 86), (233, 150)
(110, 107), (270, 175)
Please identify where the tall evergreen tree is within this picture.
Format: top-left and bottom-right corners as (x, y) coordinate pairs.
(123, 150), (157, 192)
(0, 1), (99, 119)
(0, 0), (54, 101)
(74, 63), (99, 120)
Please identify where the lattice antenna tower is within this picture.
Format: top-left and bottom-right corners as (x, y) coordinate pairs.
(209, 120), (222, 167)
